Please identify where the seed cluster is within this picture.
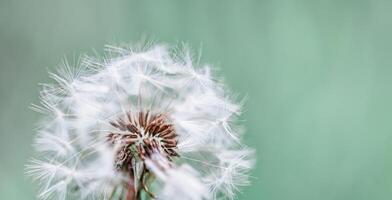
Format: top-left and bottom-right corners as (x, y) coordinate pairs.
(107, 110), (178, 170)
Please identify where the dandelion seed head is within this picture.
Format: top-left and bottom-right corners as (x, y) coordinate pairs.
(27, 43), (255, 200)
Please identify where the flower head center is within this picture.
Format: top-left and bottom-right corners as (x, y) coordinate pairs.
(107, 110), (178, 170)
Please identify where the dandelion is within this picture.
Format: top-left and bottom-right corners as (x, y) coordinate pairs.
(27, 43), (255, 200)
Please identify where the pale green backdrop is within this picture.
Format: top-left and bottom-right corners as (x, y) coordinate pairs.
(1, 0), (392, 199)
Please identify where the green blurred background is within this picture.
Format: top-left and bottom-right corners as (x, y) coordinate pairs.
(1, 0), (392, 199)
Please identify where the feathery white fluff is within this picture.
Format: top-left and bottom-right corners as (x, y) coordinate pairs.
(27, 43), (254, 200)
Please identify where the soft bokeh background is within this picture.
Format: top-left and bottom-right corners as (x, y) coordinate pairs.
(1, 0), (392, 199)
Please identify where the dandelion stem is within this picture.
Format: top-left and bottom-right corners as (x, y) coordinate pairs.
(126, 169), (136, 200)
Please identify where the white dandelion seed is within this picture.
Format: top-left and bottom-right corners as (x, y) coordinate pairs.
(27, 43), (255, 200)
